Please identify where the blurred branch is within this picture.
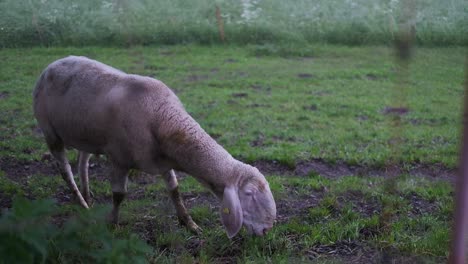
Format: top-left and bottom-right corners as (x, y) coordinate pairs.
(380, 0), (415, 238)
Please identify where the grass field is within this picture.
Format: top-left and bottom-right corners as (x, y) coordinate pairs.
(1, 0), (467, 47)
(0, 44), (465, 263)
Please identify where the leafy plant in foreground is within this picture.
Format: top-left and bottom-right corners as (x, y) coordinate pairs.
(0, 197), (152, 264)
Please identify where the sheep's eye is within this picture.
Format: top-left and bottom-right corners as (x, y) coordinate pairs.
(244, 190), (253, 196)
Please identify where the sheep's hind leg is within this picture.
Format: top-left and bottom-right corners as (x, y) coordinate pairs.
(109, 165), (129, 225)
(78, 151), (92, 205)
(164, 170), (202, 234)
(49, 145), (89, 209)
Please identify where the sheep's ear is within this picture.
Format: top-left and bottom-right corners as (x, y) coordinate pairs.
(220, 186), (243, 238)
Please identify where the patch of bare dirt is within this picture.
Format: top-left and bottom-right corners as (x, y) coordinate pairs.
(0, 91), (9, 100)
(250, 134), (265, 147)
(406, 192), (440, 216)
(183, 191), (218, 209)
(232, 92), (248, 98)
(336, 190), (381, 218)
(307, 243), (445, 264)
(0, 157), (57, 183)
(143, 65), (167, 71)
(365, 73), (386, 81)
(303, 104), (318, 111)
(297, 73), (314, 78)
(306, 240), (372, 260)
(277, 189), (323, 223)
(251, 160), (293, 176)
(252, 159), (455, 182)
(382, 106), (410, 116)
(295, 160), (358, 178)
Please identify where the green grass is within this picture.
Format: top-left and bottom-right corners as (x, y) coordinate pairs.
(0, 45), (464, 167)
(1, 0), (467, 47)
(0, 44), (462, 262)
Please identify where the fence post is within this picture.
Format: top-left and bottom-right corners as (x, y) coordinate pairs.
(450, 54), (468, 264)
(215, 5), (225, 43)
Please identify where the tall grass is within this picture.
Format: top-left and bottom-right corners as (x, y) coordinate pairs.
(0, 0), (466, 47)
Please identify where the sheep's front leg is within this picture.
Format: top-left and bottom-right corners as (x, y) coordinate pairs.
(164, 170), (202, 234)
(109, 165), (129, 224)
(78, 151), (92, 205)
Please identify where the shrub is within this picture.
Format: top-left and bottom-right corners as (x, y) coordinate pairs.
(0, 197), (152, 264)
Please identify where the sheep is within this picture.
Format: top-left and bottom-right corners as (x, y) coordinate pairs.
(32, 56), (276, 238)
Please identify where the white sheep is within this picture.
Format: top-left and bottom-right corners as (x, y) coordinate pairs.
(33, 56), (276, 237)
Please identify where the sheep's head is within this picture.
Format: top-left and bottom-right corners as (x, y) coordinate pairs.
(220, 165), (276, 238)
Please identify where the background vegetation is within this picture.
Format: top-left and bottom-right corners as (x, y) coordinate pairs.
(0, 0), (467, 47)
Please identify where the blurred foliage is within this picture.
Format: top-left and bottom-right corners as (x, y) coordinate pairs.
(0, 0), (466, 47)
(0, 197), (152, 264)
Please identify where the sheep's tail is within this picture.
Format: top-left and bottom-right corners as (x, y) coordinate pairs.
(58, 161), (90, 209)
(32, 69), (47, 112)
(73, 184), (90, 209)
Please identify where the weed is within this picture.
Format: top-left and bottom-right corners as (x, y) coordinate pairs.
(0, 197), (152, 263)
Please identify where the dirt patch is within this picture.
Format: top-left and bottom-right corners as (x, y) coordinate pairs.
(251, 159), (456, 182)
(0, 157), (57, 183)
(303, 105), (318, 111)
(407, 163), (455, 181)
(297, 73), (314, 78)
(306, 240), (372, 260)
(406, 192), (439, 216)
(307, 244), (445, 264)
(1, 157), (456, 187)
(53, 185), (77, 205)
(247, 103), (271, 108)
(336, 190), (381, 218)
(294, 160), (358, 178)
(365, 73), (384, 81)
(382, 107), (410, 116)
(143, 65), (167, 71)
(276, 190), (323, 223)
(252, 160), (293, 176)
(231, 92), (248, 98)
(250, 134), (265, 147)
(182, 191), (218, 209)
(0, 91), (9, 100)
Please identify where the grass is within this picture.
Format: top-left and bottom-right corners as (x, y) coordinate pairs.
(0, 0), (467, 47)
(0, 45), (464, 167)
(0, 44), (463, 262)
